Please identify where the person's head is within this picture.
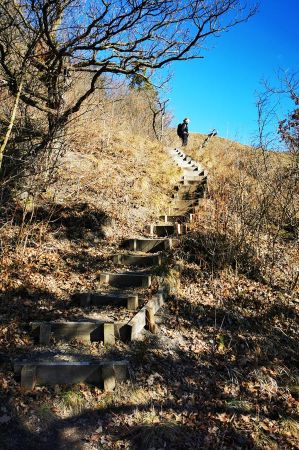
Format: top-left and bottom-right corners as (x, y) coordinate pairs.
(183, 118), (190, 123)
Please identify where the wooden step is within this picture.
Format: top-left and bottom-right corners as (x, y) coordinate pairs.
(171, 205), (200, 214)
(174, 183), (204, 192)
(98, 272), (152, 288)
(127, 289), (165, 340)
(171, 199), (199, 209)
(31, 321), (117, 345)
(73, 291), (139, 310)
(159, 214), (193, 223)
(181, 175), (203, 181)
(14, 359), (128, 392)
(113, 253), (161, 267)
(172, 192), (203, 200)
(192, 166), (203, 171)
(179, 179), (201, 186)
(122, 238), (174, 253)
(145, 223), (178, 237)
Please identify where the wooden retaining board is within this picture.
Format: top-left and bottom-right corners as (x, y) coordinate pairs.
(98, 272), (152, 288)
(14, 360), (128, 391)
(159, 214), (193, 224)
(113, 253), (161, 267)
(146, 224), (177, 237)
(73, 291), (138, 309)
(31, 285), (166, 344)
(127, 289), (165, 340)
(172, 192), (203, 200)
(31, 321), (116, 344)
(122, 238), (174, 253)
(171, 199), (199, 208)
(174, 183), (204, 192)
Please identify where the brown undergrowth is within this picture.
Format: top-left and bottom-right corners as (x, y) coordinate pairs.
(185, 132), (299, 292)
(0, 86), (179, 448)
(0, 131), (298, 449)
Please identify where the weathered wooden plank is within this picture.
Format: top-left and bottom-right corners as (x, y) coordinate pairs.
(102, 366), (115, 392)
(31, 321), (113, 344)
(128, 308), (146, 340)
(15, 360), (128, 388)
(103, 323), (115, 345)
(75, 292), (137, 308)
(90, 292), (127, 307)
(159, 214), (192, 224)
(113, 253), (161, 267)
(72, 292), (91, 306)
(21, 365), (36, 391)
(146, 224), (179, 237)
(98, 272), (152, 288)
(172, 191), (203, 200)
(127, 294), (139, 311)
(122, 238), (173, 253)
(127, 290), (165, 340)
(39, 323), (51, 345)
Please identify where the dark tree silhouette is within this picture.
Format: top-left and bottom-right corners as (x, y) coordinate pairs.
(0, 0), (257, 137)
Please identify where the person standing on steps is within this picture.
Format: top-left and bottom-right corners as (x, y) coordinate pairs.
(177, 118), (190, 147)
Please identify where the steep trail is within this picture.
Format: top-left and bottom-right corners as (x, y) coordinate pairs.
(3, 147), (208, 395)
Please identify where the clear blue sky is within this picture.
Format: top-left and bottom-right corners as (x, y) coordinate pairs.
(169, 0), (299, 146)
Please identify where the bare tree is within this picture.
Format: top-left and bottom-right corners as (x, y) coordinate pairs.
(278, 75), (299, 159)
(0, 0), (257, 140)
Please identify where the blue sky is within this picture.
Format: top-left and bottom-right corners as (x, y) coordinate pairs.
(169, 0), (299, 146)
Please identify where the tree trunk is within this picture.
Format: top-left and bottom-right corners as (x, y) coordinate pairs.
(0, 80), (23, 170)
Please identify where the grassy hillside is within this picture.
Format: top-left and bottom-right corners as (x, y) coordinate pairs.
(0, 121), (298, 449)
(0, 85), (179, 297)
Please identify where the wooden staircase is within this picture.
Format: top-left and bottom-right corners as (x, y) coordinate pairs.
(6, 147), (207, 393)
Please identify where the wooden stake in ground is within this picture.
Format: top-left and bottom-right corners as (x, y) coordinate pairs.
(0, 80), (23, 170)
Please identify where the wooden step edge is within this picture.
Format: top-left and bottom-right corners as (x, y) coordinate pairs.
(30, 320), (118, 345)
(122, 237), (178, 252)
(126, 287), (166, 340)
(98, 272), (152, 288)
(112, 253), (162, 267)
(13, 359), (129, 392)
(72, 291), (139, 308)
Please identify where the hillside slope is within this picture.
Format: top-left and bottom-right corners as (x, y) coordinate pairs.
(0, 130), (298, 450)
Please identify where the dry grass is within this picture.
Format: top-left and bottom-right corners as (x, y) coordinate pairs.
(176, 131), (299, 291)
(1, 86), (298, 449)
(51, 83), (180, 238)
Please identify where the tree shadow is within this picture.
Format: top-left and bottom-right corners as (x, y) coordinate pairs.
(1, 315), (298, 449)
(0, 214), (297, 449)
(178, 230), (262, 281)
(10, 202), (111, 241)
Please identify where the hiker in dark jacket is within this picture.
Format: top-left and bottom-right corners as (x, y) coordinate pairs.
(179, 118), (190, 146)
